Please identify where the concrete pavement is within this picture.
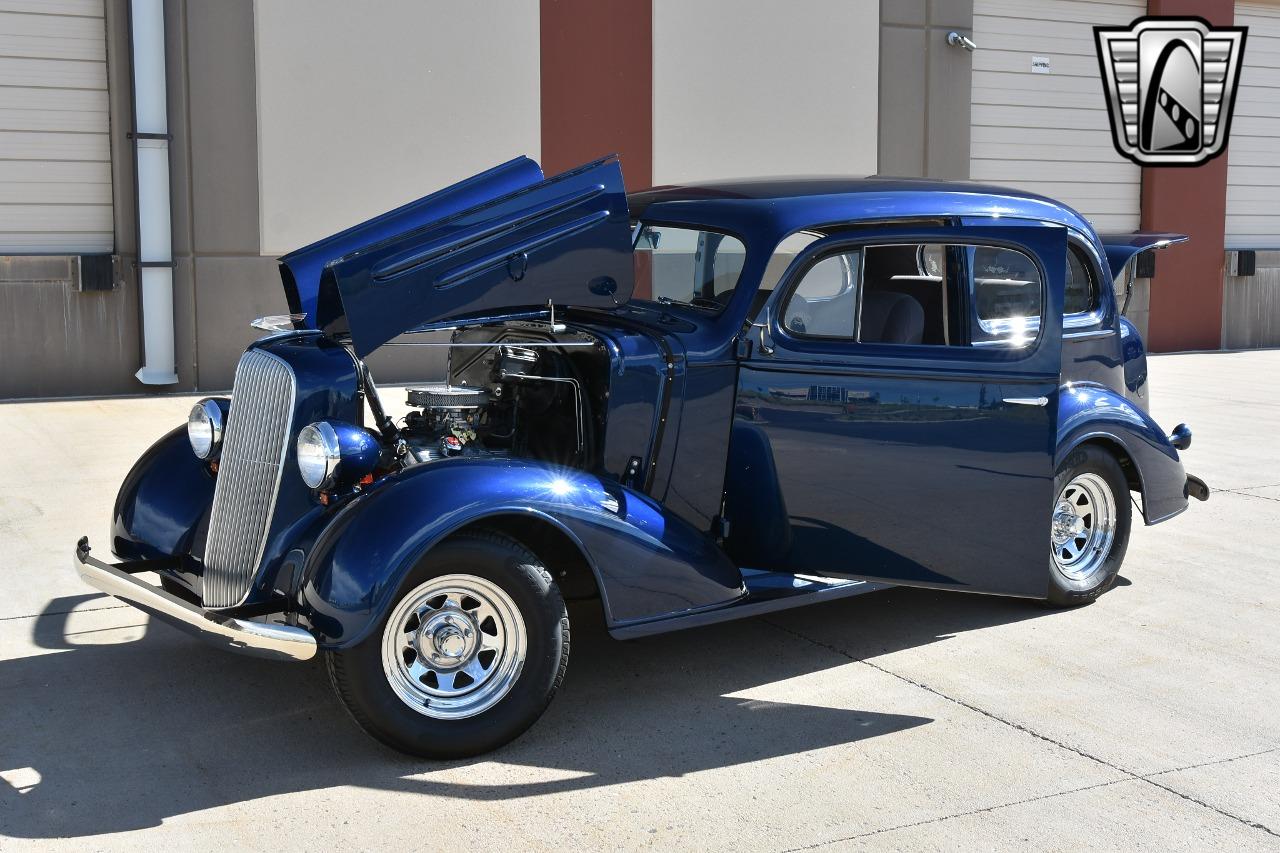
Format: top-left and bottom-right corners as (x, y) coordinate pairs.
(0, 351), (1277, 851)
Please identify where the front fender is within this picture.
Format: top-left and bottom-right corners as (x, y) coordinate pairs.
(112, 425), (214, 562)
(298, 458), (744, 648)
(1055, 383), (1187, 524)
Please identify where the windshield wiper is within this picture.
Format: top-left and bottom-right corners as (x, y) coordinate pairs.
(657, 295), (721, 311)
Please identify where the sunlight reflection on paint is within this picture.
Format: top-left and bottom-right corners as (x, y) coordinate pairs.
(0, 766), (41, 794)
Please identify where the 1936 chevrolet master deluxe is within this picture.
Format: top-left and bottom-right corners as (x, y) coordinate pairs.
(75, 155), (1208, 757)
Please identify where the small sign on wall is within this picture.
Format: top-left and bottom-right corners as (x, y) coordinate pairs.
(1031, 55), (1051, 73)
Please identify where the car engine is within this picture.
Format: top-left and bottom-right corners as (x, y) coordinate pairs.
(398, 343), (588, 468)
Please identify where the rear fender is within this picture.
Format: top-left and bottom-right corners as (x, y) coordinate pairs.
(298, 458), (744, 648)
(1056, 383), (1187, 524)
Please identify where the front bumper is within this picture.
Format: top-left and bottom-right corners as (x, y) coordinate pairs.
(73, 537), (317, 662)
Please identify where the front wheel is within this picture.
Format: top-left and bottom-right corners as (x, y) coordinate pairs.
(326, 531), (569, 758)
(1046, 445), (1132, 607)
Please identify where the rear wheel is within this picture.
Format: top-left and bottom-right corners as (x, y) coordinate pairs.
(326, 531), (569, 758)
(1046, 445), (1132, 607)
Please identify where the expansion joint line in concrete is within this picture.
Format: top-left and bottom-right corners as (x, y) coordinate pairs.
(764, 619), (1280, 846)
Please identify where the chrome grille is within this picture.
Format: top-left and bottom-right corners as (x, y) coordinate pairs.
(202, 349), (296, 608)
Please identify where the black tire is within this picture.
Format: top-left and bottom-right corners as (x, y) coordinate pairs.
(326, 530), (569, 758)
(1046, 444), (1132, 607)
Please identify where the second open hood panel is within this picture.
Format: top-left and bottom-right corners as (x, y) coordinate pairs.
(280, 155), (634, 357)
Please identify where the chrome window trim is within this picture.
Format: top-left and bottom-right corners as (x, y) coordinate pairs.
(1063, 327), (1116, 341)
(1064, 308), (1107, 329)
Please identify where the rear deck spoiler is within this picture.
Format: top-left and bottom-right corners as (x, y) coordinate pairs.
(1096, 232), (1189, 280)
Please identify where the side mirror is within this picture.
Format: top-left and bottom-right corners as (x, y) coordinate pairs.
(755, 305), (775, 356)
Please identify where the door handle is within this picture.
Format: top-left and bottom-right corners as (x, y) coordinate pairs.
(947, 31), (977, 52)
(1003, 396), (1049, 407)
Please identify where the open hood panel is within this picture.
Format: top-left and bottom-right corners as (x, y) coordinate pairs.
(280, 155), (634, 357)
(1097, 231), (1189, 280)
(279, 156), (546, 326)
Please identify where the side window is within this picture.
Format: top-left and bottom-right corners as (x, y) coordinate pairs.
(778, 241), (1046, 349)
(860, 243), (950, 345)
(1064, 247), (1099, 316)
(781, 250), (861, 337)
(970, 245), (1043, 347)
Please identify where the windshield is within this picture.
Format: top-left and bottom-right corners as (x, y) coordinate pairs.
(632, 223), (747, 312)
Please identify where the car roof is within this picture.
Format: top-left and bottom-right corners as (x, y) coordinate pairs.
(628, 176), (1100, 247)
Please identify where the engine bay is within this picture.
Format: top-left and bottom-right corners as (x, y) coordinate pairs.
(395, 333), (598, 471)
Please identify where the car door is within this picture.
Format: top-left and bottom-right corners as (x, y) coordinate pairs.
(729, 224), (1066, 598)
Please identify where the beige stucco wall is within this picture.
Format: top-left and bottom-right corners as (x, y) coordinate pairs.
(651, 0), (879, 184)
(253, 0), (541, 256)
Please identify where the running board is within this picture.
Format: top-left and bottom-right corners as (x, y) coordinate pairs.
(609, 569), (891, 640)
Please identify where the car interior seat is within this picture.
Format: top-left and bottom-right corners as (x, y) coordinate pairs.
(860, 291), (925, 344)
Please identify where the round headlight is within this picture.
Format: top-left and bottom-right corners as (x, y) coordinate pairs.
(297, 420), (380, 492)
(297, 422), (341, 490)
(188, 398), (225, 460)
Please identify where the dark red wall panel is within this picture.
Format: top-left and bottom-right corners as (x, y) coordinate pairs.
(1141, 0), (1234, 351)
(540, 0), (652, 190)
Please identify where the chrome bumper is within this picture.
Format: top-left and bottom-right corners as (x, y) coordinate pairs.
(73, 537), (317, 662)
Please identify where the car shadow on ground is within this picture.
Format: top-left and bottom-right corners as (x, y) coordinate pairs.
(0, 586), (1065, 838)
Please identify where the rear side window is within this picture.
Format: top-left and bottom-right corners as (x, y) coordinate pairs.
(970, 246), (1042, 347)
(1065, 247), (1098, 316)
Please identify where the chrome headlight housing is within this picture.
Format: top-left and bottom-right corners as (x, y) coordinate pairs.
(296, 420), (380, 491)
(297, 422), (342, 490)
(188, 398), (227, 460)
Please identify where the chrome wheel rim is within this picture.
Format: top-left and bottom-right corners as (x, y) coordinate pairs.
(1051, 473), (1117, 584)
(381, 574), (526, 720)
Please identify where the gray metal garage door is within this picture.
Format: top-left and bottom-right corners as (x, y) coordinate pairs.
(0, 0), (112, 253)
(971, 0), (1144, 231)
(1227, 2), (1280, 248)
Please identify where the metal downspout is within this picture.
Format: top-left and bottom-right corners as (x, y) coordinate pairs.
(128, 0), (178, 385)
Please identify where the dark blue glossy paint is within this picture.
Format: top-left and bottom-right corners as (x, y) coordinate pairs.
(730, 224), (1065, 597)
(279, 156), (545, 325)
(297, 457), (743, 647)
(319, 420), (381, 486)
(223, 334), (363, 605)
(1055, 382), (1186, 523)
(1096, 231), (1189, 279)
(624, 178), (1110, 375)
(116, 335), (365, 602)
(320, 156), (635, 356)
(112, 425), (214, 563)
(571, 317), (673, 488)
(108, 161), (1198, 642)
(1118, 316), (1150, 403)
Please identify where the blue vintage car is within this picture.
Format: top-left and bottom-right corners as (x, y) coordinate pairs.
(75, 155), (1208, 757)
